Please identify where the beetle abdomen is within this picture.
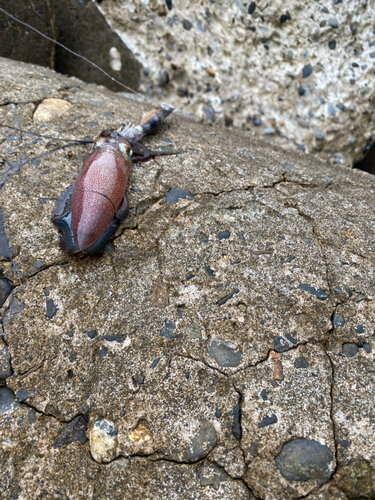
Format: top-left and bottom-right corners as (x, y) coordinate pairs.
(71, 144), (130, 252)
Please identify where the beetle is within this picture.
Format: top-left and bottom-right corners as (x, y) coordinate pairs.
(51, 103), (175, 256)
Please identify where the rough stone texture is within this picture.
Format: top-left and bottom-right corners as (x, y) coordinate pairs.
(97, 0), (375, 169)
(0, 57), (374, 498)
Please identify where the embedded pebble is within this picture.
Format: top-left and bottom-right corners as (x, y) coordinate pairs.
(185, 419), (217, 460)
(53, 416), (88, 449)
(0, 277), (14, 308)
(0, 387), (15, 414)
(275, 438), (334, 482)
(165, 189), (193, 204)
(198, 463), (227, 490)
(209, 338), (243, 367)
(342, 343), (358, 357)
(89, 418), (118, 463)
(33, 98), (71, 122)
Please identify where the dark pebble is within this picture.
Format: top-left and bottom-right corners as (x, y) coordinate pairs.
(87, 330), (98, 339)
(98, 347), (108, 357)
(216, 288), (239, 306)
(205, 264), (215, 277)
(16, 388), (28, 402)
(185, 419), (217, 460)
(198, 463), (227, 490)
(253, 117), (261, 126)
(342, 343), (358, 357)
(258, 414), (278, 428)
(28, 409), (36, 424)
(215, 408), (222, 418)
(217, 230), (231, 240)
(361, 343), (371, 353)
(53, 416), (88, 449)
(294, 357), (309, 369)
(298, 87), (308, 96)
(209, 338), (243, 367)
(133, 373), (145, 385)
(186, 273), (194, 280)
(0, 278), (14, 308)
(275, 438), (333, 482)
(100, 335), (125, 343)
(183, 19), (192, 30)
(159, 70), (170, 86)
(203, 106), (215, 121)
(285, 333), (297, 344)
(165, 189), (193, 204)
(280, 14), (291, 23)
(329, 40), (336, 49)
(160, 320), (177, 339)
(274, 336), (289, 353)
(199, 236), (209, 244)
(350, 79), (355, 85)
(332, 314), (345, 328)
(297, 145), (306, 151)
(248, 1), (256, 14)
(355, 324), (364, 334)
(260, 389), (268, 401)
(165, 0), (172, 10)
(152, 357), (161, 369)
(298, 284), (329, 300)
(185, 371), (190, 380)
(177, 86), (188, 97)
(328, 18), (339, 28)
(33, 260), (45, 269)
(302, 65), (313, 78)
(0, 387), (15, 414)
(46, 298), (58, 319)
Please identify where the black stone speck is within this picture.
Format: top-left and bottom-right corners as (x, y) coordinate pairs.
(205, 264), (215, 276)
(275, 438), (333, 482)
(209, 339), (243, 367)
(302, 65), (313, 78)
(165, 189), (193, 204)
(87, 330), (98, 339)
(215, 408), (221, 418)
(253, 117), (261, 126)
(165, 0), (172, 10)
(274, 336), (289, 353)
(332, 314), (345, 328)
(186, 273), (194, 280)
(248, 1), (256, 14)
(216, 288), (239, 306)
(298, 284), (329, 300)
(152, 357), (161, 369)
(98, 347), (108, 357)
(46, 298), (58, 318)
(294, 357), (309, 369)
(285, 333), (297, 344)
(362, 343), (371, 353)
(329, 40), (336, 49)
(217, 230), (230, 240)
(0, 387), (15, 414)
(258, 414), (278, 428)
(53, 416), (88, 449)
(280, 14), (291, 23)
(355, 324), (364, 334)
(260, 389), (268, 401)
(182, 19), (192, 30)
(160, 320), (177, 339)
(16, 388), (28, 402)
(342, 343), (358, 357)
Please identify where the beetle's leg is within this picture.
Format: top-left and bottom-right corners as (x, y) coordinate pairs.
(82, 195), (129, 256)
(131, 141), (177, 163)
(51, 184), (79, 254)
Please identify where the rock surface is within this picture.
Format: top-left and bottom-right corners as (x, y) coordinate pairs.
(98, 0), (375, 168)
(0, 57), (374, 499)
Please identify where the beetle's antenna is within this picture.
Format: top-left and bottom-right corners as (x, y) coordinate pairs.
(0, 7), (149, 102)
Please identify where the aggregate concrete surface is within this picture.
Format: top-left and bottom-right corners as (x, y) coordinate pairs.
(0, 57), (374, 499)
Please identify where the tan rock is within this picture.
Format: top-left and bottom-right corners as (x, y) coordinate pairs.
(33, 98), (71, 122)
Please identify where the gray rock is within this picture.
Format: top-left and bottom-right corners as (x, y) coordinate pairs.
(185, 419), (217, 461)
(0, 277), (14, 307)
(275, 438), (334, 482)
(165, 189), (193, 204)
(209, 339), (243, 368)
(53, 416), (88, 449)
(0, 387), (15, 414)
(198, 463), (227, 490)
(342, 343), (358, 357)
